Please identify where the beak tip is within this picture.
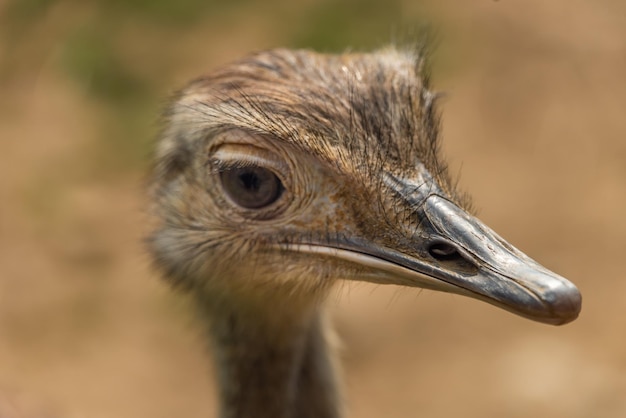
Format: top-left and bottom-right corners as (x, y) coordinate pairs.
(552, 287), (582, 326)
(534, 280), (582, 326)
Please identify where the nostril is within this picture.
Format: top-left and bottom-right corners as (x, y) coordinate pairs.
(428, 242), (462, 261)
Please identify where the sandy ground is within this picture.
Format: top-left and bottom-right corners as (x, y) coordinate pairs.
(1, 1), (626, 417)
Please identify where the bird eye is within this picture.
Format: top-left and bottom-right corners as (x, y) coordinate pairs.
(219, 166), (283, 209)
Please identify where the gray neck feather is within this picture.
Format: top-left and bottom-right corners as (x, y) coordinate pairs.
(198, 294), (342, 418)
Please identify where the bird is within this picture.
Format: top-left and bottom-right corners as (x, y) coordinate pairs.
(147, 47), (582, 418)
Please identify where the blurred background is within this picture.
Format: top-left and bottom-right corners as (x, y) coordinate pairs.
(1, 0), (625, 417)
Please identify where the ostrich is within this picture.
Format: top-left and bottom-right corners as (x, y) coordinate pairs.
(148, 47), (582, 418)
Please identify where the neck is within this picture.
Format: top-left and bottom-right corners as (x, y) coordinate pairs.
(198, 294), (342, 418)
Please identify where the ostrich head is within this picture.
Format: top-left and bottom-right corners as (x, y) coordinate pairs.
(149, 48), (580, 325)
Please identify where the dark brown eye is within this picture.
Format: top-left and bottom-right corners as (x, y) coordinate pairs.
(219, 166), (283, 209)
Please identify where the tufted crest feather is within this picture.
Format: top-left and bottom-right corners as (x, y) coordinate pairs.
(151, 47), (468, 208)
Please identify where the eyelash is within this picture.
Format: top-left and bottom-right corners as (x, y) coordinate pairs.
(210, 158), (259, 171)
(209, 152), (288, 176)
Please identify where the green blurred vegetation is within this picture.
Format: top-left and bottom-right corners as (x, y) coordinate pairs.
(1, 0), (437, 174)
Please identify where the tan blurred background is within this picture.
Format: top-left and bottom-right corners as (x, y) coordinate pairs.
(1, 0), (625, 417)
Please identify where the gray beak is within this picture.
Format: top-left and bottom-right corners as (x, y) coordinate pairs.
(417, 195), (582, 325)
(280, 171), (582, 326)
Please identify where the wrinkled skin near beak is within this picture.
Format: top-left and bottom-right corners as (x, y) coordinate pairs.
(284, 168), (582, 326)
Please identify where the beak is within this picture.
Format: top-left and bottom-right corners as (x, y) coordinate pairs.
(414, 194), (582, 325)
(280, 176), (581, 325)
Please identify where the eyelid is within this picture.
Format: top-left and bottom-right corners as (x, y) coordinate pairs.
(210, 144), (289, 175)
